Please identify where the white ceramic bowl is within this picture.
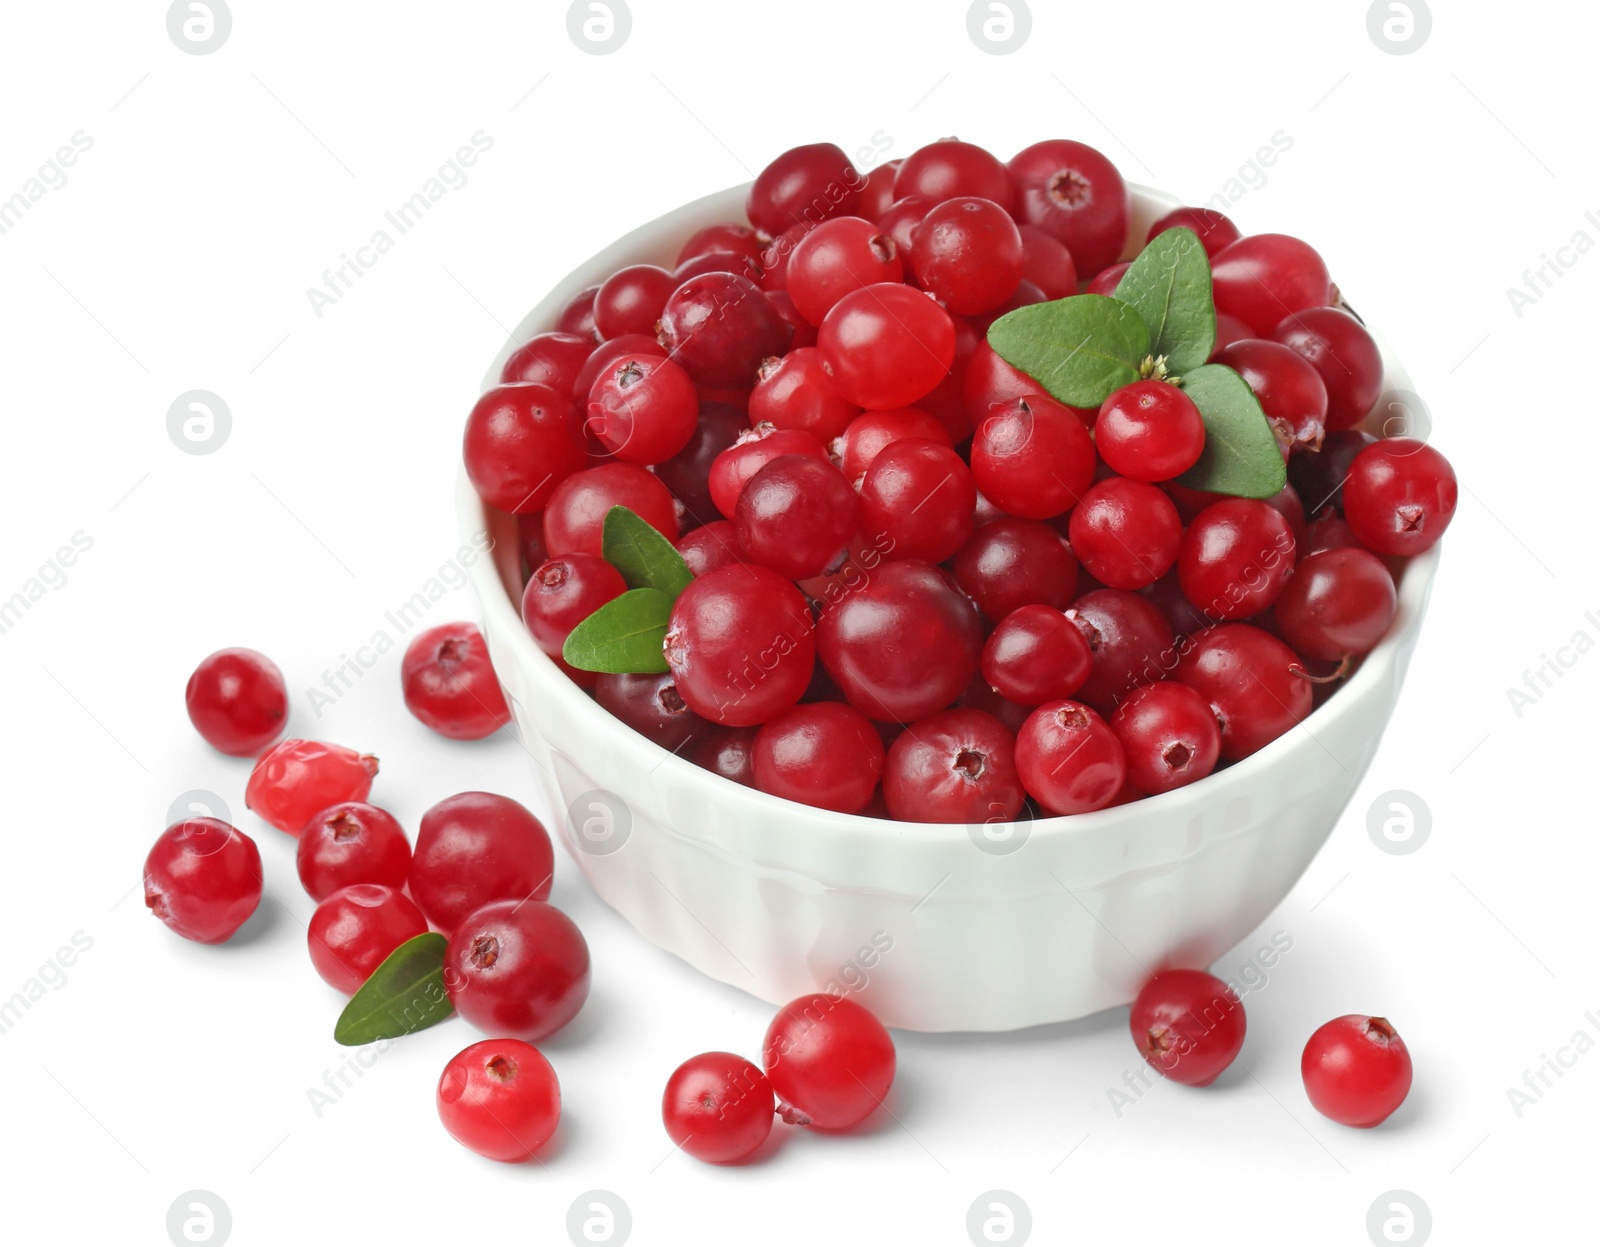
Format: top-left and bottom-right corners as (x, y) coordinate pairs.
(460, 181), (1439, 1032)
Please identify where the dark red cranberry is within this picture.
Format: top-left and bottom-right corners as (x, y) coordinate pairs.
(746, 142), (861, 236)
(408, 792), (554, 936)
(1016, 223), (1077, 299)
(658, 272), (794, 388)
(894, 139), (1016, 212)
(708, 425), (829, 518)
(787, 216), (904, 326)
(185, 648), (287, 757)
(555, 285), (600, 341)
(857, 438), (976, 564)
(876, 194), (935, 263)
(594, 264), (676, 340)
(1275, 548), (1397, 662)
(748, 348), (860, 442)
(678, 223), (763, 268)
(1068, 478), (1183, 590)
(1087, 261), (1131, 296)
(1015, 700), (1126, 814)
(951, 518), (1078, 622)
(500, 332), (593, 394)
(652, 401), (747, 527)
(831, 406), (952, 483)
(1341, 439), (1458, 556)
(981, 604), (1094, 706)
(856, 161), (901, 219)
(752, 702), (885, 813)
(674, 520), (745, 577)
(400, 622), (510, 741)
(686, 725), (758, 787)
(882, 708), (1023, 824)
(734, 454), (859, 580)
(1145, 205), (1241, 257)
(1271, 307), (1383, 432)
(1177, 498), (1297, 621)
(1007, 139), (1129, 277)
(970, 393), (1097, 519)
(911, 197), (1024, 315)
(764, 289), (818, 349)
(1215, 339), (1329, 456)
(1175, 624), (1311, 760)
(1210, 233), (1331, 335)
(1066, 589), (1178, 712)
(595, 671), (709, 753)
(1288, 429), (1375, 515)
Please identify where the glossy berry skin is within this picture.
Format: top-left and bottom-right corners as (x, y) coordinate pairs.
(765, 289), (817, 349)
(1176, 624), (1311, 760)
(463, 383), (585, 514)
(594, 264), (676, 340)
(444, 899), (591, 1042)
(679, 222), (763, 267)
(1016, 223), (1078, 298)
(572, 333), (668, 403)
(409, 792), (554, 936)
(246, 739), (378, 835)
(1210, 234), (1331, 335)
(1211, 312), (1256, 357)
(1275, 548), (1397, 662)
(658, 272), (794, 388)
(522, 554), (628, 655)
(664, 563), (817, 727)
(1341, 439), (1458, 556)
(1068, 479), (1182, 590)
(595, 672), (708, 753)
(1067, 589), (1176, 713)
(295, 802), (411, 902)
(753, 702), (884, 813)
(307, 884), (428, 995)
(675, 521), (745, 577)
(1095, 381), (1205, 482)
(1288, 429), (1375, 515)
(876, 194), (935, 263)
(787, 217), (903, 326)
(400, 622), (510, 740)
(709, 426), (829, 518)
(817, 283), (956, 409)
(970, 394), (1097, 519)
(894, 139), (1014, 212)
(555, 285), (600, 341)
(1087, 261), (1131, 296)
(762, 993), (895, 1130)
(832, 406), (951, 482)
(1271, 307), (1383, 432)
(585, 354), (700, 464)
(748, 348), (860, 442)
(858, 439), (976, 564)
(911, 197), (1024, 316)
(951, 518), (1078, 622)
(747, 142), (860, 235)
(662, 1052), (775, 1164)
(143, 818), (262, 944)
(1015, 700), (1126, 815)
(1301, 1015), (1413, 1128)
(1110, 682), (1222, 795)
(1178, 499), (1297, 621)
(500, 332), (593, 394)
(437, 1039), (560, 1163)
(1215, 339), (1329, 456)
(687, 725), (759, 787)
(757, 222), (812, 292)
(543, 463), (679, 558)
(1145, 206), (1241, 257)
(856, 162), (900, 219)
(981, 605), (1094, 706)
(653, 401), (747, 526)
(185, 648), (288, 756)
(1130, 970), (1247, 1086)
(962, 340), (1041, 429)
(883, 708), (1024, 825)
(1007, 139), (1129, 277)
(735, 454), (859, 579)
(818, 560), (982, 723)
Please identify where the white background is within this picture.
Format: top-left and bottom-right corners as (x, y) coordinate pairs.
(1, 1), (1593, 1243)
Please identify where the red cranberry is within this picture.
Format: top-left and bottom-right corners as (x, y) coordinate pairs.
(1271, 307), (1383, 432)
(295, 802), (411, 902)
(752, 701), (885, 813)
(1095, 380), (1206, 482)
(1145, 206), (1241, 257)
(444, 898), (590, 1041)
(757, 222), (812, 292)
(1017, 223), (1078, 298)
(1341, 438), (1457, 556)
(518, 511), (548, 573)
(572, 333), (668, 403)
(658, 272), (794, 388)
(400, 622), (509, 741)
(1301, 1015), (1413, 1128)
(555, 285), (600, 341)
(585, 354), (700, 465)
(1087, 260), (1131, 296)
(593, 264), (675, 340)
(1211, 312), (1255, 356)
(678, 223), (763, 268)
(1068, 478), (1182, 590)
(143, 817), (262, 944)
(971, 393), (1097, 519)
(765, 289), (818, 349)
(185, 648), (287, 757)
(708, 425), (829, 519)
(981, 605), (1094, 706)
(857, 438), (976, 564)
(1210, 233), (1331, 335)
(818, 283), (956, 409)
(522, 554), (628, 655)
(662, 1052), (775, 1164)
(1015, 700), (1126, 814)
(1274, 548), (1397, 662)
(675, 521), (745, 577)
(787, 216), (904, 325)
(1288, 429), (1375, 515)
(673, 250), (763, 286)
(543, 463), (679, 557)
(1302, 513), (1360, 557)
(748, 348), (860, 442)
(735, 454), (859, 580)
(1066, 589), (1177, 712)
(686, 725), (758, 787)
(746, 142), (861, 235)
(594, 671), (708, 753)
(500, 331), (592, 394)
(881, 708), (1023, 824)
(856, 161), (901, 219)
(1110, 682), (1221, 795)
(951, 518), (1078, 622)
(969, 280), (1047, 336)
(652, 401), (747, 527)
(962, 340), (1037, 429)
(307, 884), (428, 995)
(463, 383), (585, 514)
(437, 1039), (560, 1162)
(876, 194), (935, 263)
(1175, 624), (1311, 760)
(831, 406), (952, 482)
(408, 792), (554, 935)
(911, 197), (1024, 315)
(895, 139), (1015, 211)
(1007, 139), (1129, 277)
(1130, 969), (1247, 1086)
(1177, 498), (1297, 621)
(1216, 339), (1329, 456)
(762, 993), (895, 1129)
(246, 739), (377, 835)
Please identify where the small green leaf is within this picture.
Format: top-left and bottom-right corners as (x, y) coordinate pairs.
(560, 587), (672, 674)
(603, 506), (693, 600)
(987, 294), (1151, 408)
(334, 932), (454, 1047)
(1112, 227), (1215, 373)
(1175, 364), (1288, 499)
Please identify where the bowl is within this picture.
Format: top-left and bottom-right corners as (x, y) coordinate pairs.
(459, 180), (1439, 1032)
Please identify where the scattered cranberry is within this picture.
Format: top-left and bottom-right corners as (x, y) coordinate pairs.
(662, 1054), (775, 1166)
(882, 707), (1023, 824)
(185, 647), (288, 757)
(817, 283), (956, 409)
(522, 554), (628, 656)
(444, 898), (591, 1041)
(970, 393), (1097, 519)
(1007, 139), (1129, 277)
(1015, 700), (1126, 814)
(585, 354), (700, 464)
(400, 622), (510, 741)
(543, 463), (680, 558)
(463, 383), (585, 514)
(1130, 969), (1247, 1086)
(981, 605), (1094, 706)
(762, 993), (895, 1130)
(409, 792), (554, 935)
(911, 197), (1024, 316)
(1176, 624), (1311, 760)
(295, 802), (411, 902)
(245, 739), (377, 835)
(143, 817), (262, 944)
(437, 1039), (560, 1162)
(735, 454), (859, 580)
(1301, 1015), (1412, 1127)
(753, 701), (884, 813)
(307, 884), (428, 995)
(1210, 233), (1331, 335)
(857, 438), (976, 564)
(1110, 682), (1221, 795)
(1341, 438), (1458, 556)
(1094, 380), (1206, 482)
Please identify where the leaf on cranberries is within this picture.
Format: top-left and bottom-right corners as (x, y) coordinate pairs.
(986, 294), (1150, 408)
(602, 506), (693, 600)
(334, 932), (454, 1046)
(560, 587), (673, 674)
(1174, 364), (1288, 499)
(1112, 227), (1215, 373)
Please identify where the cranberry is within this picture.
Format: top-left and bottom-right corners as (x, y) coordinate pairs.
(1110, 682), (1221, 795)
(1016, 223), (1078, 298)
(970, 280), (1048, 336)
(409, 792), (554, 935)
(818, 283), (955, 410)
(747, 142), (860, 235)
(1066, 589), (1177, 712)
(876, 194), (935, 263)
(185, 648), (287, 756)
(911, 197), (1024, 315)
(1288, 429), (1375, 515)
(672, 250), (763, 286)
(1175, 624), (1311, 760)
(1301, 1015), (1413, 1127)
(675, 521), (746, 577)
(500, 331), (592, 394)
(543, 463), (679, 557)
(1210, 233), (1331, 335)
(664, 563), (816, 726)
(831, 406), (952, 482)
(679, 223), (763, 268)
(1216, 339), (1329, 456)
(463, 383), (586, 514)
(444, 898), (590, 1041)
(735, 454), (859, 579)
(1178, 498), (1297, 621)
(245, 739), (377, 835)
(1141, 568), (1213, 638)
(962, 340), (1040, 429)
(307, 884), (428, 995)
(981, 605), (1094, 706)
(1271, 307), (1382, 432)
(762, 993), (895, 1129)
(881, 707), (1023, 824)
(143, 817), (262, 944)
(752, 701), (885, 813)
(595, 671), (708, 753)
(399, 622), (510, 741)
(765, 289), (818, 349)
(951, 518), (1078, 622)
(1211, 312), (1255, 356)
(585, 354), (700, 464)
(658, 272), (794, 388)
(858, 438), (976, 564)
(555, 285), (600, 341)
(748, 348), (860, 442)
(894, 139), (1014, 211)
(787, 216), (904, 325)
(593, 264), (674, 339)
(437, 1039), (560, 1162)
(757, 222), (812, 292)
(662, 1052), (775, 1164)
(295, 802), (410, 902)
(521, 554), (628, 655)
(1145, 206), (1241, 257)
(971, 393), (1097, 520)
(1068, 478), (1182, 590)
(652, 401), (747, 527)
(572, 333), (669, 403)
(518, 511), (548, 574)
(957, 672), (1032, 736)
(1094, 380), (1206, 482)
(818, 560), (982, 723)
(1341, 438), (1458, 556)
(1007, 139), (1129, 277)
(1016, 700), (1126, 814)
(708, 425), (829, 519)
(856, 161), (901, 219)
(1087, 261), (1131, 296)
(1274, 548), (1397, 662)
(1129, 969), (1247, 1086)
(1302, 513), (1360, 557)
(686, 725), (758, 787)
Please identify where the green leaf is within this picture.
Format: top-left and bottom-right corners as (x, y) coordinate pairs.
(987, 294), (1151, 408)
(1175, 364), (1288, 499)
(560, 587), (672, 674)
(1112, 227), (1215, 373)
(334, 932), (454, 1047)
(602, 506), (693, 600)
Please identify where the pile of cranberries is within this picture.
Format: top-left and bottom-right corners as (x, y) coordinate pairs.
(470, 136), (1458, 822)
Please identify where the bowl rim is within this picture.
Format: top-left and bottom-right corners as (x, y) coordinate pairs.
(461, 178), (1441, 851)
